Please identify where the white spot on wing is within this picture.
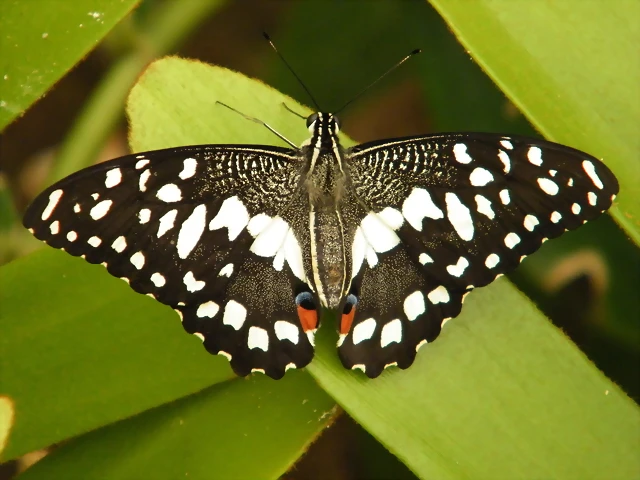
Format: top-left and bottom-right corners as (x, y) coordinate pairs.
(402, 187), (443, 231)
(150, 272), (166, 287)
(445, 192), (474, 241)
(500, 140), (513, 150)
(135, 159), (149, 169)
(469, 167), (494, 187)
(571, 203), (581, 215)
(41, 189), (63, 220)
(90, 200), (113, 220)
(504, 232), (521, 249)
(538, 178), (559, 195)
(179, 158), (197, 180)
(177, 204), (207, 259)
(453, 143), (472, 164)
(351, 227), (366, 279)
(248, 326), (269, 352)
(130, 251), (145, 269)
(582, 160), (604, 189)
(418, 253), (433, 264)
(111, 236), (127, 252)
(550, 211), (562, 223)
(49, 220), (60, 234)
(87, 236), (101, 247)
(360, 212), (401, 253)
(428, 286), (450, 304)
(105, 168), (122, 188)
(156, 183), (182, 203)
(352, 318), (376, 345)
(197, 301), (219, 318)
(283, 229), (305, 281)
(183, 271), (205, 292)
(250, 216), (289, 257)
(218, 263), (234, 277)
(138, 208), (151, 224)
(209, 196), (249, 241)
(377, 207), (404, 230)
(527, 146), (543, 166)
(499, 189), (510, 205)
(380, 319), (402, 348)
(498, 150), (511, 173)
(588, 191), (597, 206)
(404, 291), (425, 321)
(475, 195), (494, 219)
(523, 214), (539, 231)
(73, 203), (81, 213)
(446, 256), (469, 277)
(157, 209), (177, 238)
(66, 231), (78, 242)
(485, 253), (500, 269)
(274, 320), (299, 344)
(139, 169), (151, 192)
(223, 300), (246, 330)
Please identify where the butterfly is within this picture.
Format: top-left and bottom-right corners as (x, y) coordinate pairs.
(23, 102), (619, 379)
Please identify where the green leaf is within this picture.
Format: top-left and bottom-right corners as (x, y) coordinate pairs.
(428, 0), (640, 245)
(0, 249), (235, 460)
(17, 373), (336, 480)
(0, 0), (139, 131)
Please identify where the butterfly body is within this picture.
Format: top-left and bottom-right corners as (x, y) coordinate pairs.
(24, 110), (618, 379)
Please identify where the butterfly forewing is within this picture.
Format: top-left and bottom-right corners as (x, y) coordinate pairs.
(337, 133), (618, 376)
(23, 145), (319, 379)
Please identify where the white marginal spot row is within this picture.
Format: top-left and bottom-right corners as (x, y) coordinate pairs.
(130, 251), (145, 270)
(352, 318), (376, 345)
(196, 300), (219, 318)
(223, 300), (246, 330)
(485, 253), (500, 269)
(248, 326), (269, 352)
(523, 214), (539, 231)
(151, 272), (166, 288)
(504, 232), (521, 249)
(428, 286), (449, 304)
(111, 236), (127, 252)
(550, 211), (562, 223)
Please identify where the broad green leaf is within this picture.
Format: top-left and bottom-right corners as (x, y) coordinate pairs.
(0, 250), (234, 460)
(429, 0), (640, 245)
(18, 373), (336, 480)
(0, 0), (139, 131)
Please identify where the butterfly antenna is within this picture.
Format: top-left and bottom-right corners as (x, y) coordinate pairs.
(263, 32), (321, 111)
(335, 48), (421, 115)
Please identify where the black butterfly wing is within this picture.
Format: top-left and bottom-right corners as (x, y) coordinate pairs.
(23, 145), (316, 379)
(338, 133), (618, 377)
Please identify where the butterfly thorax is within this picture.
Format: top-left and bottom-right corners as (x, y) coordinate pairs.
(302, 113), (353, 310)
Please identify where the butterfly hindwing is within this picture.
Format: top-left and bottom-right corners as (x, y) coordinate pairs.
(23, 145), (316, 379)
(338, 133), (618, 377)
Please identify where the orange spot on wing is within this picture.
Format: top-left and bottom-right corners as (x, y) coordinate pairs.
(340, 307), (356, 334)
(297, 305), (318, 331)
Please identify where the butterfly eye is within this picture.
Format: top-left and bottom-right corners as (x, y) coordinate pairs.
(306, 113), (319, 129)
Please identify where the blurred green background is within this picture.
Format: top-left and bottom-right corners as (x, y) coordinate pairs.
(1, 1), (638, 479)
